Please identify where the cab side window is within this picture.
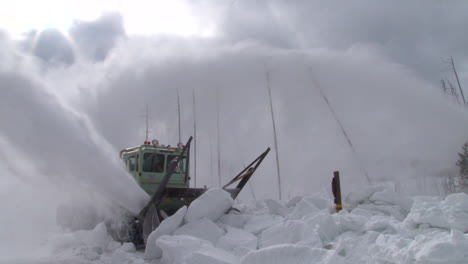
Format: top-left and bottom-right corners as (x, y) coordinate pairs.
(128, 156), (136, 171)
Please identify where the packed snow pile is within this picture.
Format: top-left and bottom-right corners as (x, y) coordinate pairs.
(24, 187), (468, 264)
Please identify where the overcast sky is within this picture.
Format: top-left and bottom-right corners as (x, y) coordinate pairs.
(2, 1), (468, 254)
(2, 0), (468, 84)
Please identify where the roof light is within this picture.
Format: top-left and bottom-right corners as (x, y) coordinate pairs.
(152, 139), (160, 146)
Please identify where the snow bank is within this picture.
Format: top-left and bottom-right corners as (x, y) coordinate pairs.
(145, 206), (187, 260)
(40, 188), (468, 264)
(405, 193), (468, 232)
(185, 188), (234, 223)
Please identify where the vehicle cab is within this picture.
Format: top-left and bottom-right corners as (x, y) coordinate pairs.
(120, 139), (190, 196)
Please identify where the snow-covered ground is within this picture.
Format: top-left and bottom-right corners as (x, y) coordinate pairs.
(9, 187), (468, 264)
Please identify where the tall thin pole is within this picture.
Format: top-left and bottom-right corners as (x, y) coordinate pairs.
(265, 70), (282, 200)
(216, 88), (222, 187)
(450, 56), (466, 107)
(312, 76), (372, 184)
(209, 137), (214, 186)
(192, 89), (197, 188)
(145, 104), (149, 142)
(177, 89), (182, 143)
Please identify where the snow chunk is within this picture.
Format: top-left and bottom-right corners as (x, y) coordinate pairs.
(357, 201), (407, 220)
(217, 214), (250, 229)
(265, 199), (291, 217)
(241, 244), (328, 264)
(156, 235), (239, 264)
(174, 217), (224, 244)
(259, 220), (322, 249)
(189, 249), (241, 264)
(290, 198), (320, 220)
(73, 246), (103, 261)
(74, 222), (113, 249)
(144, 206), (187, 260)
(116, 242), (136, 253)
(337, 213), (368, 232)
(217, 226), (258, 256)
(349, 207), (374, 218)
(185, 188), (234, 223)
(364, 217), (398, 234)
(305, 212), (339, 243)
(243, 214), (283, 235)
(367, 233), (414, 263)
(405, 193), (468, 232)
(286, 196), (303, 208)
(370, 190), (413, 213)
(334, 231), (380, 262)
(415, 229), (468, 263)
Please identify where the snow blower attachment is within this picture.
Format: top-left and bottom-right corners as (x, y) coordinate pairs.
(117, 136), (270, 247)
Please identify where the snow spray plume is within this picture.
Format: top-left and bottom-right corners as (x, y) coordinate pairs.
(0, 37), (148, 258)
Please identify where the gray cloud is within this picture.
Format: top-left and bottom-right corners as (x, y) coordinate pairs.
(69, 12), (126, 61)
(33, 28), (75, 65)
(278, 0), (468, 83)
(199, 0), (468, 87)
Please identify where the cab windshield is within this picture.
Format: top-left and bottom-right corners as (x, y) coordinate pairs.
(166, 154), (186, 174)
(142, 153), (165, 173)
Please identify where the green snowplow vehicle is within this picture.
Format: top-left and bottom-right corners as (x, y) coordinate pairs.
(118, 136), (270, 246)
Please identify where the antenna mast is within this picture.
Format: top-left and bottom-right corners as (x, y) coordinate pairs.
(192, 89), (197, 187)
(312, 76), (372, 184)
(450, 56), (466, 107)
(216, 88), (222, 187)
(145, 104), (149, 141)
(177, 89), (182, 143)
(265, 69), (282, 200)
